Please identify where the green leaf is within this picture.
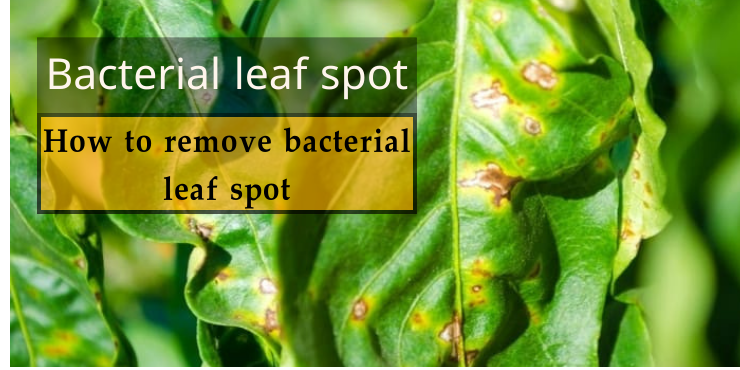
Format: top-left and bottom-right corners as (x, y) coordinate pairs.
(10, 0), (76, 37)
(94, 0), (277, 116)
(275, 0), (636, 366)
(654, 0), (714, 34)
(599, 292), (654, 366)
(583, 0), (671, 283)
(93, 0), (282, 361)
(183, 214), (281, 351)
(10, 130), (134, 366)
(241, 0), (280, 51)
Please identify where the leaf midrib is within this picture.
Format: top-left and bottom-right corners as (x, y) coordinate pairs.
(131, 0), (273, 278)
(133, 0), (203, 114)
(450, 0), (467, 365)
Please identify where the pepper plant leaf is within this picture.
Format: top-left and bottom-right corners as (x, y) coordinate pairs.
(599, 297), (654, 366)
(93, 0), (281, 358)
(10, 126), (134, 366)
(275, 0), (642, 366)
(583, 0), (671, 284)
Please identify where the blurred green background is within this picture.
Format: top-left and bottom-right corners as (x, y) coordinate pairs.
(9, 0), (739, 366)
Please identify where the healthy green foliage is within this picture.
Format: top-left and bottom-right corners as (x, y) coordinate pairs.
(599, 293), (653, 367)
(10, 0), (75, 37)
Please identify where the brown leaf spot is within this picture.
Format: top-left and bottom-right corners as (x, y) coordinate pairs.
(458, 163), (521, 207)
(152, 143), (166, 156)
(528, 307), (542, 325)
(466, 350), (479, 365)
(94, 291), (102, 303)
(74, 258), (86, 270)
(621, 220), (635, 241)
(524, 117), (542, 136)
(56, 330), (75, 341)
(471, 285), (482, 293)
(259, 278), (277, 294)
(201, 91), (213, 104)
(352, 299), (368, 321)
(468, 298), (486, 308)
(608, 116), (617, 128)
(412, 312), (425, 325)
(470, 81), (511, 117)
(522, 61), (558, 90)
(216, 269), (230, 283)
(220, 16), (233, 31)
(644, 183), (653, 195)
(471, 259), (493, 278)
(264, 308), (279, 332)
(439, 316), (461, 343)
(472, 268), (493, 278)
(632, 170), (641, 180)
(188, 217), (213, 241)
(595, 157), (607, 171)
(439, 314), (462, 360)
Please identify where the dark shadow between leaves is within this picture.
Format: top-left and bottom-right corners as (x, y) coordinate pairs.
(471, 282), (529, 366)
(480, 185), (560, 363)
(562, 56), (616, 81)
(598, 298), (628, 366)
(187, 241), (233, 296)
(529, 158), (617, 201)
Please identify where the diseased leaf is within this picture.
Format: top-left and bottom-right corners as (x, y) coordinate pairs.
(275, 0), (638, 366)
(583, 0), (671, 284)
(183, 214), (281, 350)
(10, 129), (133, 366)
(93, 0), (281, 360)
